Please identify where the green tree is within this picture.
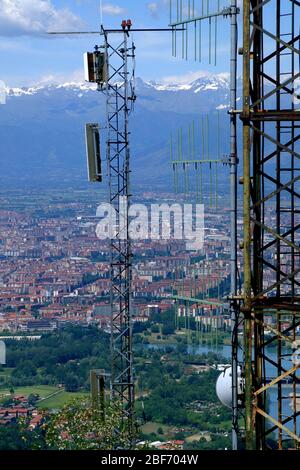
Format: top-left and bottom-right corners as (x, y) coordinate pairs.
(151, 325), (159, 334)
(0, 424), (26, 450)
(161, 323), (175, 335)
(27, 394), (39, 406)
(46, 398), (138, 450)
(0, 423), (47, 450)
(64, 374), (80, 392)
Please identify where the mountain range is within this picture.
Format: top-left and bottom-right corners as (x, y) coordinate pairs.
(0, 73), (237, 189)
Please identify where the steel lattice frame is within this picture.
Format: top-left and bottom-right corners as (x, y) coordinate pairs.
(101, 30), (135, 441)
(241, 0), (300, 450)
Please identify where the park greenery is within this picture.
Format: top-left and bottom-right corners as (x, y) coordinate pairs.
(0, 326), (110, 391)
(0, 318), (232, 450)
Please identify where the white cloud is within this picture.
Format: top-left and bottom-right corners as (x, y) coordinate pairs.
(35, 69), (86, 85)
(146, 1), (169, 18)
(0, 0), (84, 36)
(147, 2), (159, 13)
(102, 3), (125, 16)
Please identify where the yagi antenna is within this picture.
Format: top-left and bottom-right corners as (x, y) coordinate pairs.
(170, 112), (224, 208)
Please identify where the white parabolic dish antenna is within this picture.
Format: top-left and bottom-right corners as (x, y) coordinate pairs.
(216, 366), (243, 408)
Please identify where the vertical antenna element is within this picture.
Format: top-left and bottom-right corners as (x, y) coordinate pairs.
(100, 0), (103, 26)
(170, 114), (224, 205)
(170, 0), (235, 65)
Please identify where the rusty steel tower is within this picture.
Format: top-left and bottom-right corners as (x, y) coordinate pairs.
(240, 0), (300, 450)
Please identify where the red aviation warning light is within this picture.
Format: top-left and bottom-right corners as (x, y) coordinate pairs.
(121, 19), (132, 31)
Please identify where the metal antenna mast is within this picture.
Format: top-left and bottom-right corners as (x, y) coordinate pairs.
(102, 24), (135, 442)
(98, 23), (182, 444)
(169, 0), (239, 449)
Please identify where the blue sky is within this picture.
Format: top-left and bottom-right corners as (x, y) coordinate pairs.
(0, 0), (236, 87)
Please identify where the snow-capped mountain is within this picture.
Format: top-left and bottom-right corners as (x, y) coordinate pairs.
(5, 82), (98, 97)
(144, 72), (230, 92)
(0, 74), (233, 186)
(5, 72), (230, 95)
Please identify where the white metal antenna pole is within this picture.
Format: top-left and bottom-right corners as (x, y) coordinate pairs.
(100, 0), (103, 27)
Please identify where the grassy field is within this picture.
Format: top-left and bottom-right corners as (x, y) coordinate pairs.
(0, 385), (58, 401)
(143, 332), (178, 345)
(0, 382), (90, 410)
(37, 391), (89, 410)
(141, 421), (204, 442)
(185, 432), (211, 443)
(0, 366), (89, 409)
(141, 422), (169, 434)
(141, 421), (178, 437)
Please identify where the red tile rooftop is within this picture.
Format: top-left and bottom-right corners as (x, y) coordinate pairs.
(29, 415), (43, 424)
(0, 408), (30, 414)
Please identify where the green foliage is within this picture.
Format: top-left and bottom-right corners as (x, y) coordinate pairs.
(64, 374), (80, 392)
(133, 322), (150, 334)
(1, 326), (234, 450)
(0, 424), (28, 450)
(4, 326), (110, 389)
(0, 422), (47, 450)
(137, 354), (231, 430)
(1, 397), (14, 407)
(184, 434), (231, 450)
(161, 323), (175, 335)
(148, 308), (176, 336)
(150, 325), (159, 334)
(27, 394), (39, 406)
(46, 398), (136, 450)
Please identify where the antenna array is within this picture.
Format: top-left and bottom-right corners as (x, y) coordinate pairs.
(170, 0), (233, 64)
(170, 112), (225, 207)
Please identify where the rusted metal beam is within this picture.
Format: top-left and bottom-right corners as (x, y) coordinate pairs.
(255, 407), (300, 443)
(254, 364), (300, 396)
